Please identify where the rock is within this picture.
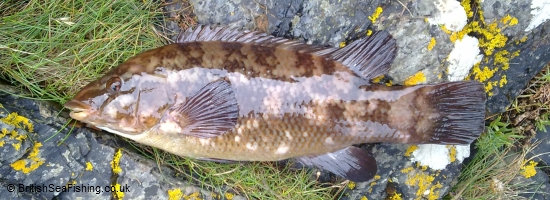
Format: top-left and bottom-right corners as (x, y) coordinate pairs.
(0, 85), (245, 199)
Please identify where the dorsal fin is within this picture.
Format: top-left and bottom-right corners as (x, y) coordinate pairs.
(326, 31), (397, 80)
(177, 25), (397, 80)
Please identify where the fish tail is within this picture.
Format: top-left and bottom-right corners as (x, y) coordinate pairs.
(421, 81), (486, 144)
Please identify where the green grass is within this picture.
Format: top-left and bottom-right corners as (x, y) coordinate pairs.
(0, 0), (338, 199)
(449, 64), (550, 199)
(0, 0), (166, 102)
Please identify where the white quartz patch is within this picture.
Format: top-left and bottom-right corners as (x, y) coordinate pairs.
(411, 144), (471, 170)
(447, 35), (483, 81)
(525, 0), (550, 32)
(427, 0), (468, 31)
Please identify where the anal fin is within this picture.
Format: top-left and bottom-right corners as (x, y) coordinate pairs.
(296, 146), (377, 182)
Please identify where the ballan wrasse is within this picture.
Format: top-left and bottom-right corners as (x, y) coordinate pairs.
(64, 25), (486, 182)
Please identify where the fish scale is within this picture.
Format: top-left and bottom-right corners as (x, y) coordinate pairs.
(64, 25), (486, 182)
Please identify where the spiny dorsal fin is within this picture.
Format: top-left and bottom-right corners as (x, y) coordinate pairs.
(177, 25), (397, 80)
(326, 31), (397, 80)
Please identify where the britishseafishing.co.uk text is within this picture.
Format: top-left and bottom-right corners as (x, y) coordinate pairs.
(6, 183), (131, 194)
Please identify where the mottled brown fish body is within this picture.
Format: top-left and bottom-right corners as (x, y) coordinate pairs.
(65, 25), (486, 181)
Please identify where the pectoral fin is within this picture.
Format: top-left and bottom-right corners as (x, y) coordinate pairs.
(296, 146), (377, 182)
(161, 79), (239, 138)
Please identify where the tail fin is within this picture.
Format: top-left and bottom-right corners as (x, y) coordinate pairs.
(422, 81), (486, 144)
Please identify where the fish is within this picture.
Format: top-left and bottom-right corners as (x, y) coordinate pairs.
(64, 25), (486, 182)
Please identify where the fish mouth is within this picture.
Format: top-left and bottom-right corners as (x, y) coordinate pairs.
(64, 100), (93, 121)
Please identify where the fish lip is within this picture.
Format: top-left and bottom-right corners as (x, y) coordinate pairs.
(64, 100), (93, 120)
(64, 100), (92, 111)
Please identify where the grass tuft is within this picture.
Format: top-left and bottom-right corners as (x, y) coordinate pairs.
(0, 0), (165, 103)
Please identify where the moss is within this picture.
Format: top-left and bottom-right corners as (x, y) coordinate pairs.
(520, 160), (537, 178)
(404, 72), (426, 86)
(368, 7), (383, 24)
(404, 145), (418, 157)
(168, 189), (183, 200)
(427, 37), (436, 51)
(111, 149), (123, 174)
(86, 161), (93, 171)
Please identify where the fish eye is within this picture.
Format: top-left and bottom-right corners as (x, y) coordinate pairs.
(106, 76), (123, 94)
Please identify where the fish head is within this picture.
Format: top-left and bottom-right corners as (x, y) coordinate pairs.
(64, 61), (174, 135)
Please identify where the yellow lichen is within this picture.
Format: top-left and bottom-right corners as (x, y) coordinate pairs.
(520, 160), (537, 178)
(440, 25), (452, 35)
(183, 192), (201, 200)
(472, 64), (497, 82)
(428, 182), (443, 200)
(168, 189), (183, 200)
(374, 175), (381, 180)
(111, 149), (123, 174)
(369, 7), (383, 24)
(347, 181), (356, 189)
(370, 181), (377, 186)
(366, 29), (373, 36)
(404, 72), (426, 86)
(499, 75), (507, 87)
(372, 75), (384, 83)
(113, 183), (125, 199)
(0, 112), (34, 132)
(339, 41), (347, 48)
(12, 143), (21, 151)
(225, 192), (234, 200)
(360, 196), (368, 200)
(448, 146), (456, 162)
(500, 14), (518, 26)
(86, 162), (93, 171)
(401, 166), (414, 173)
(427, 37), (436, 51)
(405, 172), (436, 199)
(10, 142), (45, 174)
(388, 193), (402, 200)
(404, 145), (418, 157)
(461, 0), (473, 18)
